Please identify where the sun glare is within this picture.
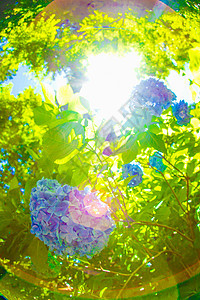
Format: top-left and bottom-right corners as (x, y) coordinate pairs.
(80, 51), (141, 120)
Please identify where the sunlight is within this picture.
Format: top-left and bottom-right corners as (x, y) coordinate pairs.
(80, 50), (141, 120)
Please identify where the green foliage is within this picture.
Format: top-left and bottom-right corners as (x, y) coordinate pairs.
(50, 9), (200, 78)
(0, 85), (44, 201)
(0, 0), (53, 33)
(1, 8), (200, 82)
(177, 0), (200, 15)
(0, 13), (60, 81)
(1, 6), (200, 299)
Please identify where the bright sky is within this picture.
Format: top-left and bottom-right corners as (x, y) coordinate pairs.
(80, 50), (141, 120)
(2, 51), (198, 122)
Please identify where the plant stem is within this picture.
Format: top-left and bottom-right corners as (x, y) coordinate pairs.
(106, 177), (131, 226)
(87, 144), (130, 224)
(185, 175), (195, 239)
(131, 233), (152, 257)
(166, 237), (193, 277)
(158, 170), (186, 212)
(116, 250), (181, 299)
(109, 172), (129, 218)
(162, 156), (186, 178)
(98, 264), (130, 277)
(131, 220), (193, 243)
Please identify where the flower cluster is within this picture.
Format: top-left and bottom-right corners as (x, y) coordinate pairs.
(149, 152), (166, 172)
(30, 178), (115, 258)
(102, 146), (113, 156)
(122, 164), (143, 187)
(129, 78), (176, 117)
(172, 100), (192, 125)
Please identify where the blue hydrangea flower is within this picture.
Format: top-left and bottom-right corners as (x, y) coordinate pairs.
(129, 78), (176, 117)
(30, 179), (115, 258)
(149, 152), (166, 172)
(122, 164), (143, 187)
(172, 100), (192, 125)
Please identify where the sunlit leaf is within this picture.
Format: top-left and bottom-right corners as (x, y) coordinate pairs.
(191, 117), (200, 130)
(41, 82), (56, 106)
(99, 287), (108, 298)
(57, 84), (74, 107)
(33, 102), (56, 126)
(189, 46), (200, 86)
(55, 148), (79, 165)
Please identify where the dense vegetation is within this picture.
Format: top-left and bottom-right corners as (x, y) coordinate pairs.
(0, 2), (200, 299)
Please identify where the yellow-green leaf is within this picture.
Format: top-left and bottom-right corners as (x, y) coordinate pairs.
(41, 82), (56, 106)
(191, 117), (200, 130)
(57, 84), (74, 107)
(99, 287), (108, 298)
(189, 46), (200, 86)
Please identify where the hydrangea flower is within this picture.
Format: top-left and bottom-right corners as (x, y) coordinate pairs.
(106, 131), (117, 142)
(122, 164), (143, 187)
(129, 78), (176, 117)
(102, 146), (113, 156)
(30, 179), (115, 258)
(149, 152), (166, 172)
(172, 100), (192, 125)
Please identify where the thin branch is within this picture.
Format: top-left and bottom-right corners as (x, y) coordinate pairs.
(86, 144), (130, 224)
(185, 175), (195, 239)
(116, 250), (181, 299)
(158, 170), (186, 212)
(166, 237), (193, 277)
(131, 233), (153, 257)
(99, 264), (130, 277)
(106, 176), (131, 226)
(186, 175), (190, 211)
(109, 172), (130, 220)
(162, 156), (186, 178)
(131, 220), (193, 243)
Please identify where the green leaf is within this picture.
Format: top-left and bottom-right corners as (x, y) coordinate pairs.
(57, 84), (74, 107)
(99, 287), (108, 298)
(194, 227), (200, 249)
(122, 175), (137, 186)
(134, 199), (161, 221)
(71, 163), (90, 186)
(0, 230), (33, 261)
(41, 82), (56, 106)
(155, 206), (171, 223)
(122, 146), (139, 163)
(80, 96), (90, 111)
(187, 160), (196, 177)
(33, 102), (56, 126)
(48, 111), (81, 129)
(113, 135), (138, 155)
(148, 123), (161, 134)
(24, 178), (38, 202)
(26, 147), (40, 160)
(43, 122), (85, 162)
(0, 211), (12, 234)
(144, 131), (167, 154)
(27, 238), (49, 273)
(9, 176), (19, 191)
(191, 117), (200, 130)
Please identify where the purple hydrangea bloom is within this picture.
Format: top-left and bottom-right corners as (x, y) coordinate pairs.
(129, 78), (176, 117)
(106, 131), (117, 142)
(122, 164), (143, 187)
(30, 179), (115, 258)
(102, 147), (113, 156)
(172, 100), (191, 125)
(149, 152), (166, 172)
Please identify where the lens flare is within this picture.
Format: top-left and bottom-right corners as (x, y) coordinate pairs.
(80, 50), (141, 120)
